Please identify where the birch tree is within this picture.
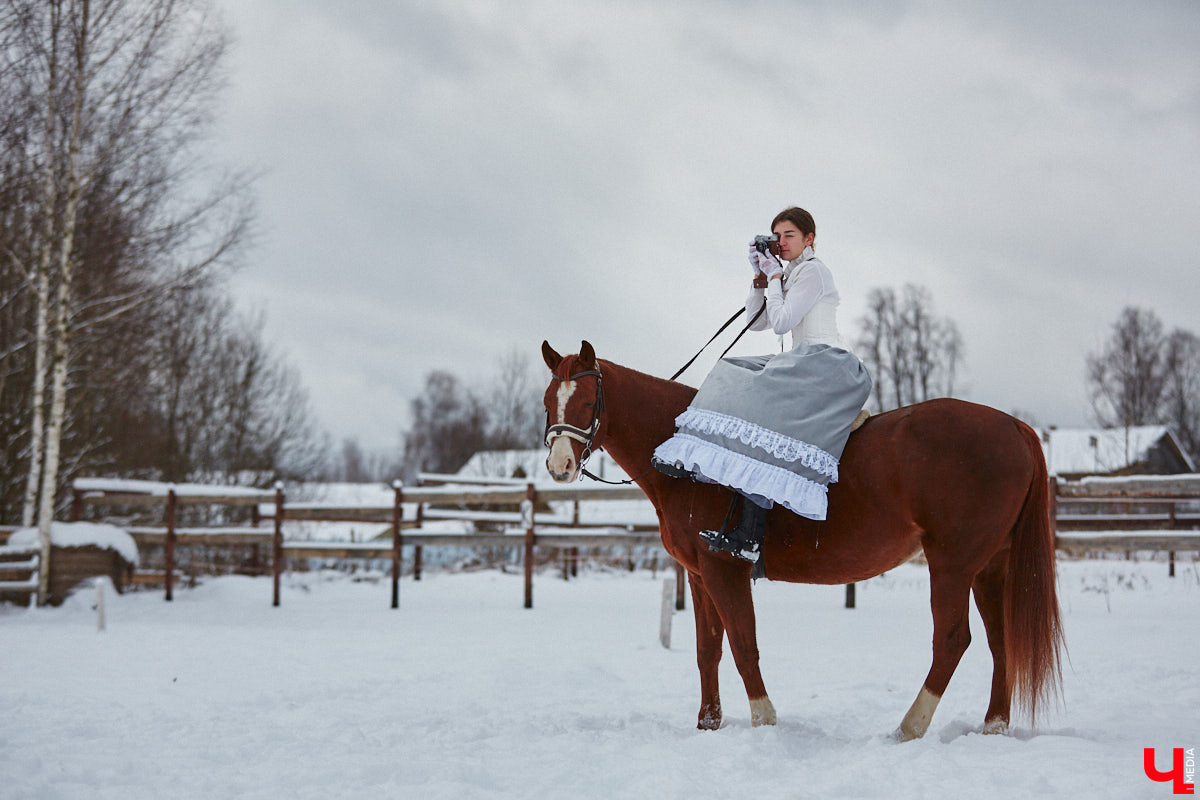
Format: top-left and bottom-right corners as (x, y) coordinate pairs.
(1086, 307), (1167, 430)
(2, 0), (250, 603)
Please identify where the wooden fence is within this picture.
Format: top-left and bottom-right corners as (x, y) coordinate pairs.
(1, 473), (1196, 608)
(64, 477), (679, 610)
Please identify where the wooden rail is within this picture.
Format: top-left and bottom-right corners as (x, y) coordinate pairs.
(50, 473), (1200, 610)
(69, 479), (681, 611)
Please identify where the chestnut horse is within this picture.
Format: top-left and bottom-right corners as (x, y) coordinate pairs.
(541, 340), (1064, 740)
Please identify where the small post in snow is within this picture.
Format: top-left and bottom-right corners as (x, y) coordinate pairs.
(272, 482), (284, 607)
(660, 575), (676, 649)
(164, 487), (177, 602)
(523, 483), (536, 609)
(96, 580), (106, 633)
(391, 481), (403, 609)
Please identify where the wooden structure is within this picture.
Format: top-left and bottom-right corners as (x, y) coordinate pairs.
(0, 543), (132, 606)
(68, 478), (683, 611)
(19, 472), (1194, 610)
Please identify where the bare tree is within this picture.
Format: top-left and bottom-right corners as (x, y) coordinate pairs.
(402, 371), (489, 479)
(486, 347), (543, 451)
(856, 283), (963, 412)
(1161, 328), (1200, 463)
(1086, 307), (1167, 429)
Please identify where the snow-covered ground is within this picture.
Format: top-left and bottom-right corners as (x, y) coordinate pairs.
(1, 553), (1197, 799)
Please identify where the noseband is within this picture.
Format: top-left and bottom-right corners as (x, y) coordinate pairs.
(544, 368), (605, 471)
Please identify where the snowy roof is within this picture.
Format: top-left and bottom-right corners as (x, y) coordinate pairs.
(6, 522), (139, 566)
(1038, 425), (1194, 475)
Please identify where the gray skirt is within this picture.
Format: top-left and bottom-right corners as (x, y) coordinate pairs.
(653, 343), (872, 520)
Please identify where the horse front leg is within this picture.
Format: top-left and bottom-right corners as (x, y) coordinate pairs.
(687, 571), (725, 730)
(698, 554), (776, 727)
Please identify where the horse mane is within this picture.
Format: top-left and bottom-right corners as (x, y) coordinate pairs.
(596, 358), (698, 404)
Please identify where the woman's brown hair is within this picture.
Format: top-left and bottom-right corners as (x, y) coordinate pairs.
(771, 207), (816, 244)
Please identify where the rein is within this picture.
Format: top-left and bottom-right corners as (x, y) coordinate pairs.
(547, 300), (767, 486)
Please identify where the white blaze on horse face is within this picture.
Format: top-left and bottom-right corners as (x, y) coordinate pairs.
(546, 380), (578, 480)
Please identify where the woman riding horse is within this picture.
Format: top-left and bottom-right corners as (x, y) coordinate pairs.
(652, 207), (872, 574)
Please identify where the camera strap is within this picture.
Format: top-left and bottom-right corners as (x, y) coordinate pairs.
(669, 299), (766, 381)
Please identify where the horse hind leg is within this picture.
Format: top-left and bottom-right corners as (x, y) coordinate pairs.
(972, 551), (1011, 734)
(897, 570), (974, 741)
(688, 572), (725, 730)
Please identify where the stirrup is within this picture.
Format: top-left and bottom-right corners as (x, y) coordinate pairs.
(699, 495), (764, 564)
(700, 527), (761, 563)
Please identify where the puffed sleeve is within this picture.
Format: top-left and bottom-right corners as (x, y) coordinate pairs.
(763, 264), (827, 335)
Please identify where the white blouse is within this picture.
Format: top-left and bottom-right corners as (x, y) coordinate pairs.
(744, 246), (846, 349)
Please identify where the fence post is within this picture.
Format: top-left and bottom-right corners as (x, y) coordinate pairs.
(392, 481), (403, 609)
(414, 501), (424, 581)
(660, 575), (676, 648)
(845, 583), (856, 609)
(524, 482), (536, 609)
(164, 488), (177, 602)
(674, 560), (686, 610)
(1168, 550), (1175, 578)
(272, 483), (284, 607)
(71, 488), (83, 522)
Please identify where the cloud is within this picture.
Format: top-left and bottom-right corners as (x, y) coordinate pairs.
(212, 0), (1200, 445)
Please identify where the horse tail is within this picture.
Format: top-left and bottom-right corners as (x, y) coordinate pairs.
(1003, 422), (1065, 724)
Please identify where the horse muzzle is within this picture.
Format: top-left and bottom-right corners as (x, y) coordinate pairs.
(545, 436), (579, 482)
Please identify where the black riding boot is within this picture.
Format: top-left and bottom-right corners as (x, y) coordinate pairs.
(699, 494), (767, 570)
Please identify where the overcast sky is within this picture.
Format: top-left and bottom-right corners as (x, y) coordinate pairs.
(208, 0), (1200, 451)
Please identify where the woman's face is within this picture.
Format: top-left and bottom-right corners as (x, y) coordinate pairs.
(772, 221), (814, 261)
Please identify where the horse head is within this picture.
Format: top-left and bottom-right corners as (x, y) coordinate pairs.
(541, 340), (606, 483)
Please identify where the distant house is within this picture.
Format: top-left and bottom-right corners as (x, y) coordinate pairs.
(1039, 425), (1196, 479)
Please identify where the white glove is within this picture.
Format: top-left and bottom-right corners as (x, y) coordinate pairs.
(759, 250), (784, 280)
(747, 244), (766, 276)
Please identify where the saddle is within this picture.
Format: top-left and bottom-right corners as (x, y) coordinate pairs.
(849, 408), (871, 433)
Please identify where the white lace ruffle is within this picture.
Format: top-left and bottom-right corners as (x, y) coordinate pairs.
(653, 433), (830, 521)
(674, 407), (839, 481)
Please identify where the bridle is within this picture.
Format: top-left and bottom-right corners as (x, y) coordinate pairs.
(544, 366), (655, 485)
(543, 368), (605, 471)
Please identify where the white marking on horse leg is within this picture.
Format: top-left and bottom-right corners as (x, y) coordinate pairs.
(982, 717), (1009, 735)
(749, 696), (776, 727)
(895, 687), (941, 741)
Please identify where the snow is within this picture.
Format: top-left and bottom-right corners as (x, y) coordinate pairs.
(1, 554), (1196, 798)
(5, 522), (139, 566)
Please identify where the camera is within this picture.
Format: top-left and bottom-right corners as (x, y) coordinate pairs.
(753, 234), (780, 255)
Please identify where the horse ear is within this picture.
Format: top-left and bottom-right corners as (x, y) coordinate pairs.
(542, 340), (562, 371)
(580, 340), (596, 369)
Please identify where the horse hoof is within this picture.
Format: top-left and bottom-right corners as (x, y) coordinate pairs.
(891, 724), (923, 743)
(750, 697), (777, 727)
(982, 718), (1009, 735)
(697, 715), (721, 731)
